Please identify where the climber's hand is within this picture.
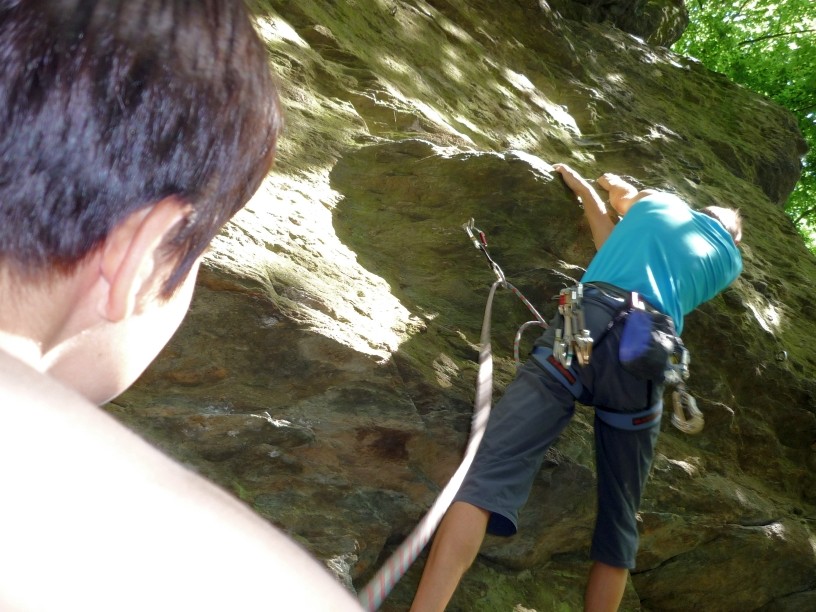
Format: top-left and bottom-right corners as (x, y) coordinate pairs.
(553, 163), (596, 199)
(553, 163), (614, 250)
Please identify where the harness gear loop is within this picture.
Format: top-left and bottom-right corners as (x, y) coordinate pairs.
(553, 284), (593, 368)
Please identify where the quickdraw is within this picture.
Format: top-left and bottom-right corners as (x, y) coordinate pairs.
(553, 284), (593, 368)
(665, 349), (704, 434)
(463, 218), (549, 364)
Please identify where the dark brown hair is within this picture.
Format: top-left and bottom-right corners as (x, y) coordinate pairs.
(0, 0), (283, 295)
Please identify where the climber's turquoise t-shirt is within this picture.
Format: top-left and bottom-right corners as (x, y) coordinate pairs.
(581, 192), (742, 334)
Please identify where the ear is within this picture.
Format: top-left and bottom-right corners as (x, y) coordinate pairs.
(99, 198), (192, 322)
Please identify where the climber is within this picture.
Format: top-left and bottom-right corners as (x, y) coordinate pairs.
(0, 2), (362, 610)
(410, 164), (742, 612)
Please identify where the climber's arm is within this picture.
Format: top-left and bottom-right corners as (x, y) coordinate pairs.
(553, 163), (615, 250)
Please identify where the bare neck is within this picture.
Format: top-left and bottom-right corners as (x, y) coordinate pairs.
(0, 265), (95, 373)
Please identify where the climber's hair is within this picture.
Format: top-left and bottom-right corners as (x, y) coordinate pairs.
(699, 206), (743, 245)
(0, 0), (282, 296)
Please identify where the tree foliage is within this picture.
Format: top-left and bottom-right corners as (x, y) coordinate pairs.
(673, 0), (816, 247)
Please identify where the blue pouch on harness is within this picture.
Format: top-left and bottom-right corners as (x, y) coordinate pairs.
(618, 307), (679, 383)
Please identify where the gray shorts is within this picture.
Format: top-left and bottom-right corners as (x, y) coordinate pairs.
(454, 285), (662, 569)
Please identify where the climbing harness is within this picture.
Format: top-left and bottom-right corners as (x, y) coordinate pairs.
(532, 344), (665, 432)
(357, 220), (547, 610)
(467, 218), (704, 437)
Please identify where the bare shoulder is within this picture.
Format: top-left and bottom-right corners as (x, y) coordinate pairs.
(0, 351), (361, 611)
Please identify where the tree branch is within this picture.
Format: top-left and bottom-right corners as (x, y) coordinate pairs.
(794, 206), (816, 225)
(734, 0), (753, 20)
(739, 29), (816, 46)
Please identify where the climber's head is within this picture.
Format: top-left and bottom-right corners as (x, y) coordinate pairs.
(700, 206), (743, 245)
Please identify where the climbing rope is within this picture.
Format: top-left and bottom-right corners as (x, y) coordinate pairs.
(358, 278), (498, 610)
(357, 219), (547, 610)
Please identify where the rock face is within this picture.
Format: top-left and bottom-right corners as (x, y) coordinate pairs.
(548, 0), (689, 47)
(108, 1), (815, 610)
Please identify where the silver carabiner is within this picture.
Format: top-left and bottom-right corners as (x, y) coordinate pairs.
(555, 284), (593, 368)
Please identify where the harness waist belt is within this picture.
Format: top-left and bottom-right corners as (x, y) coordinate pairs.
(595, 402), (663, 431)
(531, 346), (584, 398)
(585, 282), (664, 315)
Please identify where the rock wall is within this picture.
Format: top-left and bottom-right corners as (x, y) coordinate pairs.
(108, 1), (815, 610)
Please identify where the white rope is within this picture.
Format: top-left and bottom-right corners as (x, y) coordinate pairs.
(358, 279), (500, 611)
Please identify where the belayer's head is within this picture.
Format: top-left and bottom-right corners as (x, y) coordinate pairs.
(0, 0), (283, 403)
(0, 0), (283, 296)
